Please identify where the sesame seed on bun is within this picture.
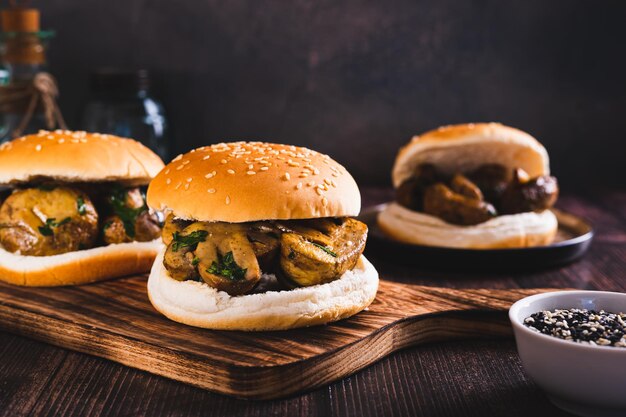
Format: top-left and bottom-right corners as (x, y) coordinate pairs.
(0, 130), (165, 186)
(0, 130), (166, 287)
(147, 142), (362, 222)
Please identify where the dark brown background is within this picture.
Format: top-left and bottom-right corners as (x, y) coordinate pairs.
(34, 0), (626, 188)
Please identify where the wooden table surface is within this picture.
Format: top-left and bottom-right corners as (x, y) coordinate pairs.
(0, 187), (624, 417)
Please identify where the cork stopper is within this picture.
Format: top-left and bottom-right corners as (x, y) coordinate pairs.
(0, 6), (46, 65)
(1, 7), (40, 33)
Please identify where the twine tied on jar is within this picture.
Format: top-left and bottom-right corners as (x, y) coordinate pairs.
(0, 72), (67, 138)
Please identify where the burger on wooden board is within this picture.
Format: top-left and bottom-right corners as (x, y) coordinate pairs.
(0, 130), (165, 286)
(146, 142), (379, 331)
(378, 123), (559, 248)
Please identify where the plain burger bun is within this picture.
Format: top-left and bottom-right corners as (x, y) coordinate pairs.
(378, 202), (557, 249)
(380, 123), (557, 249)
(148, 247), (379, 331)
(147, 142), (361, 222)
(0, 240), (162, 286)
(0, 130), (165, 186)
(392, 122), (549, 188)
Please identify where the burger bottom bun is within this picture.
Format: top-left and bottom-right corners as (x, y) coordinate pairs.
(0, 240), (162, 286)
(147, 247), (379, 331)
(378, 203), (557, 249)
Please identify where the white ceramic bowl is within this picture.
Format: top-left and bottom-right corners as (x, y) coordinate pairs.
(509, 290), (626, 417)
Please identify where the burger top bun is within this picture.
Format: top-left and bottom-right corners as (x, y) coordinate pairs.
(0, 130), (165, 186)
(147, 142), (361, 222)
(392, 123), (550, 188)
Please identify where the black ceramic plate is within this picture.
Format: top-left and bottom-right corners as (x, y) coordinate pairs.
(358, 204), (594, 271)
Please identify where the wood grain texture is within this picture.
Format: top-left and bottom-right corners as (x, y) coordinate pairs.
(0, 275), (551, 399)
(0, 188), (622, 416)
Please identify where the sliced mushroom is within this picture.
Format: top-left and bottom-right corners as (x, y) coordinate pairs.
(0, 221), (39, 254)
(500, 173), (559, 214)
(98, 187), (163, 244)
(195, 222), (261, 295)
(467, 164), (512, 205)
(247, 222), (280, 271)
(395, 163), (443, 211)
(279, 217), (368, 287)
(162, 222), (208, 281)
(274, 220), (333, 247)
(163, 243), (199, 281)
(395, 177), (424, 211)
(161, 213), (191, 245)
(162, 217), (368, 294)
(102, 215), (129, 245)
(0, 187), (98, 256)
(219, 225), (261, 282)
(134, 211), (162, 242)
(450, 174), (483, 200)
(423, 183), (497, 225)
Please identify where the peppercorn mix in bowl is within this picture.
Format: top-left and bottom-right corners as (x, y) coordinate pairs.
(509, 290), (626, 417)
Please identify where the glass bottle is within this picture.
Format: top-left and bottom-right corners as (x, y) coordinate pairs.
(80, 69), (170, 161)
(0, 6), (55, 143)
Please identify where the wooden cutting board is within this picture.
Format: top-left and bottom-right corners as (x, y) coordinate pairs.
(0, 276), (551, 400)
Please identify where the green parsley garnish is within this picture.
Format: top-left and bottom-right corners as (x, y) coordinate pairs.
(171, 230), (208, 252)
(312, 242), (337, 257)
(77, 196), (87, 215)
(39, 223), (53, 236)
(206, 251), (247, 281)
(38, 217), (71, 236)
(109, 187), (147, 238)
(192, 256), (201, 266)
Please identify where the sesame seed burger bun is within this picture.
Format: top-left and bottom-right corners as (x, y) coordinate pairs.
(0, 131), (165, 286)
(0, 130), (165, 186)
(146, 142), (378, 330)
(379, 123), (557, 249)
(147, 142), (361, 222)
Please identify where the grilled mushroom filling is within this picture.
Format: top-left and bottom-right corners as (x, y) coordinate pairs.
(0, 184), (162, 256)
(162, 214), (368, 295)
(396, 163), (559, 226)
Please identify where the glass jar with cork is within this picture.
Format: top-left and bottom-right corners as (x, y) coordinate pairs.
(0, 2), (65, 143)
